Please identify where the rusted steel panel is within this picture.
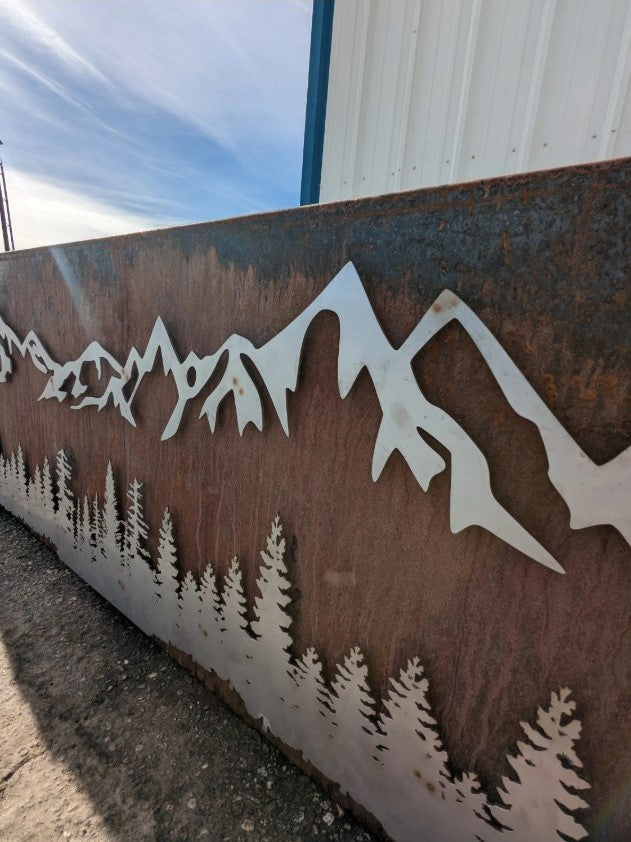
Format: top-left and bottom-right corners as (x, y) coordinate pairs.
(0, 159), (629, 840)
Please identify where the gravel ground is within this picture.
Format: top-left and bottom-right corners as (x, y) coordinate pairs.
(0, 509), (375, 842)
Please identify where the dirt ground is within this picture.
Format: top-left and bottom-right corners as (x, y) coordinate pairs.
(0, 509), (375, 841)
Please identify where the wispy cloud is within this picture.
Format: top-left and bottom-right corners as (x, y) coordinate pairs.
(0, 48), (91, 111)
(4, 170), (171, 249)
(0, 0), (108, 84)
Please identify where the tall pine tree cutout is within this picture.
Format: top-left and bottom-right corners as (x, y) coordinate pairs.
(180, 570), (202, 644)
(80, 495), (91, 552)
(157, 507), (179, 600)
(288, 647), (328, 753)
(322, 647), (379, 799)
(102, 461), (121, 561)
(90, 494), (101, 561)
(378, 657), (451, 791)
(16, 445), (27, 499)
(249, 516), (294, 708)
(197, 562), (222, 650)
(220, 556), (249, 690)
(31, 464), (43, 509)
(124, 478), (150, 568)
(488, 687), (590, 841)
(56, 449), (74, 535)
(42, 456), (55, 512)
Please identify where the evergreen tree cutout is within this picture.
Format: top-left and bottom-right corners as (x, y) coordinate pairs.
(30, 464), (43, 508)
(250, 515), (291, 645)
(488, 687), (590, 841)
(378, 657), (451, 795)
(289, 647), (327, 744)
(80, 495), (91, 552)
(90, 494), (101, 561)
(16, 445), (27, 499)
(124, 478), (150, 568)
(101, 461), (121, 560)
(322, 647), (379, 797)
(42, 456), (55, 512)
(197, 562), (222, 643)
(220, 556), (249, 688)
(221, 556), (248, 635)
(156, 507), (179, 600)
(55, 449), (74, 533)
(248, 516), (296, 714)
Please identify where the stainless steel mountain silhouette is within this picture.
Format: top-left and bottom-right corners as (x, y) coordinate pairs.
(0, 262), (628, 571)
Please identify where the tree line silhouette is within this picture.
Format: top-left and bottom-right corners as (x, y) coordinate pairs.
(0, 444), (590, 842)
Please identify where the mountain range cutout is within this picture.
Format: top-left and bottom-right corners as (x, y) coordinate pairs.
(0, 262), (628, 572)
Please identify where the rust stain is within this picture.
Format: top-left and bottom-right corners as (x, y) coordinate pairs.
(579, 387), (597, 403)
(597, 373), (618, 390)
(544, 373), (558, 405)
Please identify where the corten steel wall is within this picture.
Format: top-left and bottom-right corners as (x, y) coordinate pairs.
(0, 159), (629, 838)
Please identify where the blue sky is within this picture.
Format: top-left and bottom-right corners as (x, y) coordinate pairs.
(0, 0), (313, 249)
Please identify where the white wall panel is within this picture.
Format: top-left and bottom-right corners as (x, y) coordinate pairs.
(320, 0), (631, 201)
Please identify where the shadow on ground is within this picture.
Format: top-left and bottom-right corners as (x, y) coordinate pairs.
(0, 509), (374, 841)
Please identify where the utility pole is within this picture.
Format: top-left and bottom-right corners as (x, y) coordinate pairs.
(0, 140), (15, 252)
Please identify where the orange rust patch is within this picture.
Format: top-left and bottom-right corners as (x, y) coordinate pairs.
(238, 388), (244, 396)
(432, 302), (442, 313)
(232, 377), (238, 386)
(543, 373), (558, 405)
(579, 387), (597, 403)
(598, 373), (618, 389)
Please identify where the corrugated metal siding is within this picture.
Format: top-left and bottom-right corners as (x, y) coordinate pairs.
(319, 0), (631, 201)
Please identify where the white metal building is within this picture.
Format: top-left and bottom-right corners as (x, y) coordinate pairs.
(302, 0), (631, 203)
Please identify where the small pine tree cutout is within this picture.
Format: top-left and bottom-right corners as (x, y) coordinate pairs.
(488, 687), (590, 841)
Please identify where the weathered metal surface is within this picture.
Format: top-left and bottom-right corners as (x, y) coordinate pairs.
(0, 159), (629, 839)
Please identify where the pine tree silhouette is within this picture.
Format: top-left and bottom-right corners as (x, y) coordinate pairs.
(15, 445), (27, 499)
(80, 495), (91, 553)
(378, 657), (451, 790)
(249, 516), (294, 709)
(288, 647), (328, 752)
(31, 464), (43, 508)
(101, 461), (121, 561)
(180, 570), (202, 639)
(488, 687), (590, 841)
(55, 449), (74, 534)
(196, 562), (222, 651)
(42, 456), (55, 512)
(90, 494), (101, 561)
(124, 478), (150, 568)
(322, 647), (379, 799)
(220, 556), (249, 689)
(7, 451), (17, 495)
(251, 516), (292, 644)
(157, 507), (179, 599)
